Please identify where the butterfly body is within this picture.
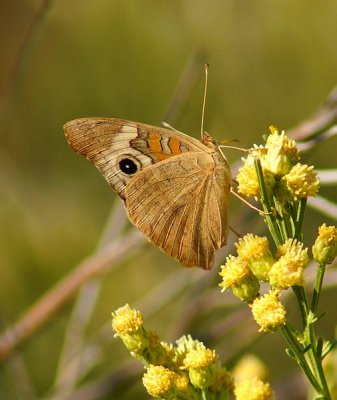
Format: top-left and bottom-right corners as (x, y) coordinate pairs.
(64, 118), (231, 269)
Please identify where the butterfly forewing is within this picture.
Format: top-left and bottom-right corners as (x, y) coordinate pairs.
(64, 118), (206, 199)
(64, 117), (231, 269)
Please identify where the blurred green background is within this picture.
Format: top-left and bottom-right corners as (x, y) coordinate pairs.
(1, 1), (337, 399)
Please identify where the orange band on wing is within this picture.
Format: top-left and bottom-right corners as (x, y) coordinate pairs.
(168, 137), (183, 156)
(148, 132), (168, 161)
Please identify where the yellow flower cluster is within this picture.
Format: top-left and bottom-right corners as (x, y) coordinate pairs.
(112, 307), (233, 399)
(237, 127), (319, 202)
(220, 235), (310, 331)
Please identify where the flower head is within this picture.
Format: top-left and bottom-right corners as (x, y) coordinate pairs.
(219, 256), (259, 302)
(112, 304), (149, 354)
(174, 335), (204, 366)
(112, 304), (143, 334)
(269, 239), (309, 289)
(237, 152), (275, 198)
(276, 163), (319, 201)
(183, 346), (218, 369)
(142, 365), (176, 398)
(251, 290), (286, 332)
(235, 234), (275, 281)
(234, 377), (274, 400)
(312, 223), (337, 265)
(183, 344), (218, 389)
(264, 127), (300, 176)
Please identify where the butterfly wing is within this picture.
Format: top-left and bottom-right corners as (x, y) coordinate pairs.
(125, 151), (231, 269)
(64, 117), (206, 199)
(64, 117), (231, 269)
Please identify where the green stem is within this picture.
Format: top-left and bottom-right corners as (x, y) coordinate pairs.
(294, 198), (307, 241)
(281, 324), (322, 393)
(292, 285), (308, 329)
(311, 264), (326, 314)
(254, 158), (282, 246)
(307, 263), (331, 399)
(306, 323), (331, 400)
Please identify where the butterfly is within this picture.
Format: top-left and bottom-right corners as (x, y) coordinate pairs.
(64, 118), (232, 270)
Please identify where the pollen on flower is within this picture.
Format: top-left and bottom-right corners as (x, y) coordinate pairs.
(312, 223), (337, 265)
(236, 234), (274, 281)
(142, 365), (175, 398)
(276, 163), (319, 201)
(237, 156), (260, 198)
(183, 345), (218, 390)
(174, 335), (204, 361)
(219, 256), (260, 301)
(112, 304), (143, 334)
(219, 256), (251, 288)
(251, 290), (286, 332)
(276, 239), (309, 264)
(237, 153), (275, 198)
(234, 377), (274, 400)
(268, 239), (309, 289)
(183, 345), (218, 369)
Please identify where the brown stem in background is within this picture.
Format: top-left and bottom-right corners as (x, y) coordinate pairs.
(0, 230), (143, 362)
(287, 87), (337, 141)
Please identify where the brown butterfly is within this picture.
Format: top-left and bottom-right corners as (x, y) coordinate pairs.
(64, 118), (232, 269)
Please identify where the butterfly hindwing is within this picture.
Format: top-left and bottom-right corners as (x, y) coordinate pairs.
(125, 151), (230, 269)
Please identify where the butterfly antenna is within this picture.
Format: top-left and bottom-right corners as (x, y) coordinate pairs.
(200, 63), (209, 139)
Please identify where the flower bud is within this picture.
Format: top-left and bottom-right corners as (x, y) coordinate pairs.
(264, 128), (299, 176)
(312, 223), (337, 265)
(236, 234), (274, 281)
(219, 256), (259, 302)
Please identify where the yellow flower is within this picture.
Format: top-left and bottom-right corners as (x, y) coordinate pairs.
(269, 239), (309, 289)
(237, 152), (275, 198)
(233, 354), (269, 382)
(142, 365), (176, 398)
(174, 335), (204, 366)
(236, 234), (275, 281)
(276, 163), (320, 201)
(312, 223), (337, 265)
(251, 290), (286, 332)
(183, 344), (218, 389)
(219, 256), (260, 302)
(183, 346), (218, 369)
(111, 304), (149, 354)
(112, 304), (143, 334)
(264, 127), (300, 176)
(234, 377), (274, 400)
